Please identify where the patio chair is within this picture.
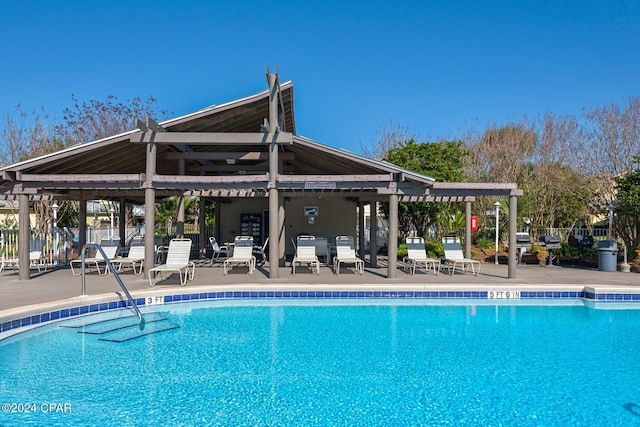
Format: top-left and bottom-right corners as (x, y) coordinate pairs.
(333, 235), (364, 275)
(442, 236), (481, 276)
(223, 236), (256, 275)
(0, 236), (18, 274)
(70, 237), (121, 276)
(314, 236), (330, 265)
(209, 236), (229, 265)
(29, 238), (48, 272)
(403, 237), (440, 275)
(148, 238), (195, 286)
(289, 237), (297, 263)
(292, 235), (320, 274)
(254, 237), (269, 264)
(111, 237), (145, 275)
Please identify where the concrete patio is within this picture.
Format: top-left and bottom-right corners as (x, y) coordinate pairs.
(1, 257), (638, 316)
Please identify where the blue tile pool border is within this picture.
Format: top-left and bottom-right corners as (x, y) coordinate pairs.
(2, 288), (639, 336)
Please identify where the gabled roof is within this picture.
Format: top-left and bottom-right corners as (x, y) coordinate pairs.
(0, 80), (520, 203)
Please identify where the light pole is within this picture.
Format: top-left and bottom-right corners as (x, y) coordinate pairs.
(52, 203), (58, 267)
(494, 201), (501, 265)
(109, 207), (115, 238)
(607, 203), (615, 240)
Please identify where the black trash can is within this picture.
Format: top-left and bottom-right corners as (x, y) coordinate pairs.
(597, 240), (618, 272)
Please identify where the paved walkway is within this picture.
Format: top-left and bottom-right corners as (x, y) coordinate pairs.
(1, 259), (638, 316)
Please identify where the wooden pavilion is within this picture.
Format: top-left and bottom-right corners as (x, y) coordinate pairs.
(0, 69), (522, 280)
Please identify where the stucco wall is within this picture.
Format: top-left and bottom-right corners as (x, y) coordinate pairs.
(216, 197), (357, 256)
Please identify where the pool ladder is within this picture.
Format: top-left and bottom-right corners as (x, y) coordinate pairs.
(79, 243), (145, 328)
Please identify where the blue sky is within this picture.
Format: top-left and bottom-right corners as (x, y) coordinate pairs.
(2, 0), (639, 154)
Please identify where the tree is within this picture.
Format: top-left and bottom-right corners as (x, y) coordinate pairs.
(155, 197), (199, 233)
(0, 95), (168, 230)
(360, 120), (416, 160)
(581, 97), (640, 209)
(55, 94), (168, 145)
(0, 106), (64, 166)
(381, 139), (468, 240)
(463, 121), (536, 184)
(519, 112), (595, 234)
(614, 156), (640, 254)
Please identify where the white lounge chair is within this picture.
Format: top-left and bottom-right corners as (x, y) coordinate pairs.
(0, 236), (18, 274)
(404, 237), (440, 275)
(442, 236), (481, 276)
(209, 236), (229, 264)
(29, 238), (49, 272)
(292, 235), (320, 274)
(111, 238), (145, 275)
(70, 237), (121, 275)
(148, 238), (194, 286)
(333, 235), (364, 275)
(223, 236), (256, 274)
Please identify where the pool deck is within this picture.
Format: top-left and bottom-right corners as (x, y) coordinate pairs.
(1, 257), (639, 319)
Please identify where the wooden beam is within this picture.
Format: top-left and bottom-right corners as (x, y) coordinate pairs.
(277, 174), (393, 183)
(146, 117), (165, 133)
(165, 152), (295, 161)
(431, 182), (523, 196)
(152, 174), (268, 184)
(16, 173), (143, 183)
(135, 118), (148, 132)
(277, 182), (390, 191)
(130, 131), (293, 145)
(184, 189), (268, 198)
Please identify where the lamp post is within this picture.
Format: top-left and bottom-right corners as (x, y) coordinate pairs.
(494, 201), (501, 265)
(109, 207), (115, 238)
(607, 203), (615, 240)
(52, 203), (58, 267)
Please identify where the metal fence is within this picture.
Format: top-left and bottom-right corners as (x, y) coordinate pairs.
(517, 227), (611, 243)
(1, 228), (74, 268)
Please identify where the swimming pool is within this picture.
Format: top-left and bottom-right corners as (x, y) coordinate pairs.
(1, 299), (640, 426)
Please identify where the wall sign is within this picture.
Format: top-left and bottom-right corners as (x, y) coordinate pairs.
(304, 206), (319, 216)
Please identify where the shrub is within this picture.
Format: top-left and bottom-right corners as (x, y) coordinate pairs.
(558, 243), (577, 257)
(531, 244), (548, 262)
(475, 237), (494, 250)
(397, 243), (407, 259)
(424, 240), (443, 258)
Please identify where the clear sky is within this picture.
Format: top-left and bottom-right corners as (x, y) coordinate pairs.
(2, 0), (639, 154)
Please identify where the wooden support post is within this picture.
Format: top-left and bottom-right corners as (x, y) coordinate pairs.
(18, 194), (30, 280)
(144, 137), (157, 274)
(176, 159), (185, 238)
(508, 195), (517, 279)
(387, 195), (398, 278)
(358, 200), (365, 260)
(465, 201), (472, 259)
(370, 202), (378, 268)
(267, 69), (279, 279)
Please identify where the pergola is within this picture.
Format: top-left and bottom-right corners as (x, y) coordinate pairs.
(0, 70), (522, 280)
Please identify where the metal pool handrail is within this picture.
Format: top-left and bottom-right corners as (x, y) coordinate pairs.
(80, 243), (145, 327)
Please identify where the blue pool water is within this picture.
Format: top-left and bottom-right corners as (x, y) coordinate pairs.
(2, 300), (640, 426)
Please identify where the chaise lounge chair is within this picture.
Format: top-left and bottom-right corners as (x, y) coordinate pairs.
(442, 236), (481, 276)
(291, 235), (320, 274)
(148, 238), (195, 286)
(0, 235), (18, 274)
(111, 237), (145, 275)
(70, 237), (121, 275)
(29, 238), (49, 272)
(404, 237), (440, 275)
(333, 235), (364, 275)
(223, 236), (256, 274)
